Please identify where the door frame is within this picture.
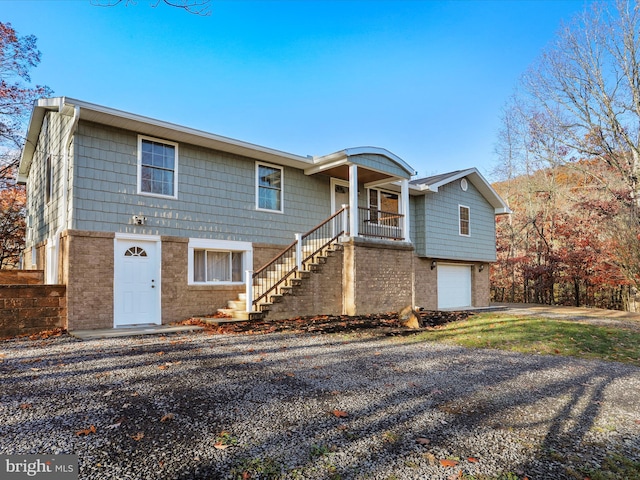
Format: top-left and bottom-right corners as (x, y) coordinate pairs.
(114, 233), (162, 327)
(330, 178), (350, 214)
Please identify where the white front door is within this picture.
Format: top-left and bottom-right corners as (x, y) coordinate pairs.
(114, 238), (161, 327)
(437, 265), (472, 309)
(331, 178), (350, 213)
(331, 178), (350, 237)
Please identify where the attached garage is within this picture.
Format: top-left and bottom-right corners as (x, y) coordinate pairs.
(437, 264), (472, 309)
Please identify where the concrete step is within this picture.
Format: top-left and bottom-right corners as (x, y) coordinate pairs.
(227, 299), (246, 310)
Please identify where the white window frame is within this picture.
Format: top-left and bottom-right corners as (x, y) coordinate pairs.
(255, 162), (284, 213)
(137, 135), (179, 199)
(459, 204), (470, 236)
(188, 238), (253, 286)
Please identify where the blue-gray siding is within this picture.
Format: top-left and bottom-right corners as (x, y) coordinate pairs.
(71, 121), (332, 245)
(415, 180), (497, 262)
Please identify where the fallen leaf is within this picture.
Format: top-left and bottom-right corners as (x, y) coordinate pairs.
(157, 351), (165, 356)
(285, 372), (295, 377)
(131, 432), (144, 441)
(467, 457), (479, 463)
(439, 459), (459, 467)
(19, 403), (32, 410)
(423, 452), (437, 466)
(213, 442), (229, 450)
(158, 365), (168, 370)
(416, 437), (430, 445)
(160, 413), (175, 422)
(333, 409), (348, 418)
(76, 425), (97, 436)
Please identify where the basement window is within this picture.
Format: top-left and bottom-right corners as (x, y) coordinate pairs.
(188, 239), (253, 285)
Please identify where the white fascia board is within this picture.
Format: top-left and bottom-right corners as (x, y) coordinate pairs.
(304, 157), (349, 175)
(410, 167), (512, 214)
(364, 177), (403, 189)
(17, 98), (66, 183)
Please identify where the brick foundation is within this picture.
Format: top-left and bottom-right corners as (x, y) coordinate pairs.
(266, 248), (344, 320)
(413, 257), (438, 310)
(64, 230), (114, 330)
(161, 236), (245, 323)
(342, 238), (414, 315)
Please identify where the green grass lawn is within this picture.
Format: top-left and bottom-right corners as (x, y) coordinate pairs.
(410, 313), (640, 366)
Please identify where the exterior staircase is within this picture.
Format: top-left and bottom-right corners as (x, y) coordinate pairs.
(218, 242), (343, 321)
(218, 207), (348, 321)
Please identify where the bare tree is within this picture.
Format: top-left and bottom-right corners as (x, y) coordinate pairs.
(494, 1), (640, 308)
(524, 1), (640, 207)
(91, 0), (211, 16)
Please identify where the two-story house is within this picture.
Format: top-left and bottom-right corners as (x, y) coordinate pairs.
(17, 97), (510, 331)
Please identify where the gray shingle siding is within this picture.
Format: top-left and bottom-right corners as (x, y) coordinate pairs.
(418, 179), (496, 262)
(26, 112), (75, 248)
(351, 154), (408, 178)
(409, 196), (425, 253)
(71, 122), (332, 245)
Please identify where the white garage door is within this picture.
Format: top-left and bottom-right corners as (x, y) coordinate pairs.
(437, 265), (472, 309)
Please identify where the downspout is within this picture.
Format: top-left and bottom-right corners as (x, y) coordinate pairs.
(49, 101), (80, 283)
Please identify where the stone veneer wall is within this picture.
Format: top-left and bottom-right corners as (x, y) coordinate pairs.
(472, 264), (490, 307)
(0, 285), (66, 338)
(160, 236), (244, 324)
(64, 230), (115, 330)
(342, 238), (414, 316)
(265, 248), (344, 320)
(413, 257), (439, 311)
(0, 270), (44, 285)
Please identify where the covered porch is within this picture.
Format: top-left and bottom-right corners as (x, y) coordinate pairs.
(305, 147), (416, 242)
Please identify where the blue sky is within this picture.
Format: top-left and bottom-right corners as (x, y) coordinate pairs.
(3, 0), (587, 180)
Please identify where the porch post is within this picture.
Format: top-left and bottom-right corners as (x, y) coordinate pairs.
(295, 234), (302, 271)
(245, 270), (254, 312)
(400, 178), (410, 241)
(349, 164), (358, 238)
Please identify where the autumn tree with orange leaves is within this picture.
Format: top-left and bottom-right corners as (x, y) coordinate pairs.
(493, 1), (640, 310)
(0, 22), (51, 267)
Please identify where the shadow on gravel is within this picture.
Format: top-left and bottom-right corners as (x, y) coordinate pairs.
(1, 315), (639, 480)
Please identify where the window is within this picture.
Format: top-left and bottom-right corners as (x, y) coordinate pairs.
(188, 239), (252, 285)
(193, 250), (243, 283)
(256, 162), (283, 212)
(459, 205), (470, 236)
(138, 136), (178, 197)
(368, 189), (400, 226)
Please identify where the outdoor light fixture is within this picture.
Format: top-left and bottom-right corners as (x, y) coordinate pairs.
(479, 264), (484, 272)
(431, 260), (437, 270)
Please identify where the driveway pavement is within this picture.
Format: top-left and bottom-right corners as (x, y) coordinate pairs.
(496, 303), (640, 331)
(1, 321), (639, 480)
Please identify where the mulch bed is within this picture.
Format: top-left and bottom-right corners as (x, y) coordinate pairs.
(179, 310), (472, 336)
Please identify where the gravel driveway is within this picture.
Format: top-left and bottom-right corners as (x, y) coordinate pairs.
(1, 326), (639, 479)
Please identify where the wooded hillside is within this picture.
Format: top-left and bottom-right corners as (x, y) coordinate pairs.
(491, 162), (638, 310)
